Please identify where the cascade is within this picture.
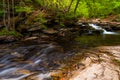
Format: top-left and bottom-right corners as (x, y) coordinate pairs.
(89, 24), (118, 35)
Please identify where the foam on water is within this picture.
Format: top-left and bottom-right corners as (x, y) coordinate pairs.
(0, 68), (18, 76)
(89, 24), (102, 30)
(35, 73), (51, 80)
(0, 74), (32, 80)
(89, 24), (118, 35)
(103, 29), (117, 34)
(34, 59), (42, 64)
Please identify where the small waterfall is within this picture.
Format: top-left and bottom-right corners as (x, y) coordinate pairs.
(102, 29), (117, 34)
(89, 24), (118, 35)
(89, 24), (102, 30)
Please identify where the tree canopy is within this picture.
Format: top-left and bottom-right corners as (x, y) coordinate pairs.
(0, 0), (120, 31)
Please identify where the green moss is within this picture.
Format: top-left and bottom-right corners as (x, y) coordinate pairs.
(112, 59), (120, 66)
(0, 28), (22, 37)
(15, 6), (34, 14)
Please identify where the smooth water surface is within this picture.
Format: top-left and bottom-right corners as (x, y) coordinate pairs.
(75, 34), (120, 48)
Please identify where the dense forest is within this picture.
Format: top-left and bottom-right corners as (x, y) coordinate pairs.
(0, 0), (120, 36)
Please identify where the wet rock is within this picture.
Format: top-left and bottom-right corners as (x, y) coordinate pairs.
(0, 35), (17, 43)
(41, 35), (50, 40)
(91, 30), (103, 35)
(79, 29), (103, 35)
(17, 24), (43, 36)
(23, 36), (38, 41)
(27, 27), (42, 32)
(111, 24), (120, 31)
(11, 52), (23, 57)
(26, 26), (42, 36)
(42, 29), (58, 35)
(0, 25), (4, 30)
(43, 78), (51, 80)
(16, 69), (31, 74)
(0, 36), (9, 41)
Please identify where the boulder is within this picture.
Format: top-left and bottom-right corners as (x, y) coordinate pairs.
(27, 27), (42, 32)
(42, 29), (58, 35)
(0, 35), (17, 43)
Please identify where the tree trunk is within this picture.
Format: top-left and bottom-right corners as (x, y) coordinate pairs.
(12, 0), (15, 30)
(67, 0), (74, 12)
(3, 0), (7, 27)
(74, 0), (80, 13)
(7, 0), (10, 30)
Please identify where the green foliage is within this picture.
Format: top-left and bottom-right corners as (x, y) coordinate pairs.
(58, 0), (120, 18)
(1, 0), (120, 19)
(34, 11), (47, 24)
(83, 0), (120, 18)
(0, 0), (120, 34)
(13, 0), (120, 21)
(0, 28), (22, 37)
(75, 1), (89, 18)
(24, 0), (32, 3)
(0, 9), (3, 17)
(34, 0), (120, 18)
(34, 0), (44, 6)
(15, 6), (33, 13)
(0, 2), (3, 17)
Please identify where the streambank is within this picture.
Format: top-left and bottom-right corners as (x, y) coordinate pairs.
(77, 16), (120, 31)
(69, 46), (120, 80)
(0, 20), (120, 80)
(0, 32), (120, 80)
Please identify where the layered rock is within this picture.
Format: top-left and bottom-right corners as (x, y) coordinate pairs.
(70, 46), (120, 80)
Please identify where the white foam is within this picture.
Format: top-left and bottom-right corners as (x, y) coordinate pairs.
(89, 24), (102, 30)
(103, 29), (118, 34)
(0, 68), (18, 76)
(89, 24), (118, 35)
(35, 73), (51, 80)
(1, 74), (32, 80)
(34, 59), (41, 64)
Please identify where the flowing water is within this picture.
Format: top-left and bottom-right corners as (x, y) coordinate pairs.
(0, 23), (120, 80)
(0, 40), (66, 80)
(89, 24), (118, 34)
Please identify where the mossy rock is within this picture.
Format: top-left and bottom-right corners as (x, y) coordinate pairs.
(51, 76), (60, 80)
(112, 59), (120, 66)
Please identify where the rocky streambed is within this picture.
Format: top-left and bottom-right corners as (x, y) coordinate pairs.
(0, 22), (120, 80)
(0, 34), (120, 80)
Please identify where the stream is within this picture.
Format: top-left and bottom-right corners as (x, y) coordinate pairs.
(0, 23), (120, 80)
(0, 40), (65, 80)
